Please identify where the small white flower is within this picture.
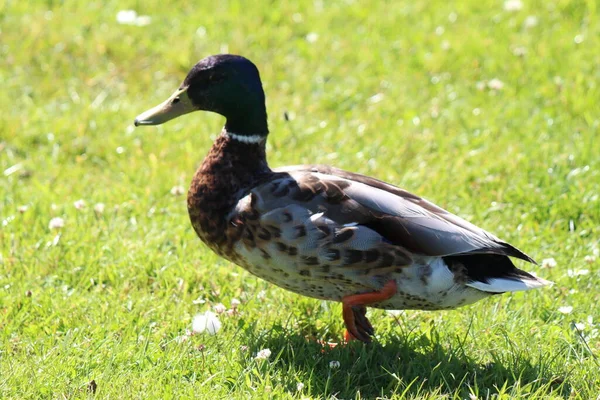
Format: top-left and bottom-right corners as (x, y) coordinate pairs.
(504, 0), (523, 11)
(567, 269), (590, 277)
(74, 199), (86, 210)
(584, 255), (595, 264)
(48, 217), (65, 230)
(487, 78), (505, 90)
(116, 10), (152, 26)
(541, 258), (557, 268)
(213, 303), (226, 314)
(368, 93), (384, 104)
(192, 297), (206, 305)
(255, 348), (271, 360)
(558, 306), (573, 314)
(94, 203), (105, 214)
(306, 32), (319, 43)
(230, 298), (241, 308)
(475, 81), (486, 91)
(175, 335), (189, 344)
(524, 15), (538, 28)
(296, 382), (305, 391)
(18, 205), (28, 213)
(117, 10), (137, 24)
(329, 360), (341, 369)
(170, 185), (185, 196)
(257, 290), (266, 300)
(192, 311), (221, 335)
(574, 322), (586, 331)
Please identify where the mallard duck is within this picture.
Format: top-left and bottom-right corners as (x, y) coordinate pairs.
(134, 54), (550, 343)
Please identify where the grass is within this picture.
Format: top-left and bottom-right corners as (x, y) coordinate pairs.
(1, 0), (599, 398)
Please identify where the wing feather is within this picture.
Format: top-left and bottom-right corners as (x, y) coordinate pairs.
(267, 165), (535, 263)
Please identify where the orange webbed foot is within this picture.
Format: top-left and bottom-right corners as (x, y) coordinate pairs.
(341, 280), (397, 343)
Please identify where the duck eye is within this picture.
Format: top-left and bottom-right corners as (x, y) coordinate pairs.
(210, 73), (226, 82)
(172, 97), (180, 104)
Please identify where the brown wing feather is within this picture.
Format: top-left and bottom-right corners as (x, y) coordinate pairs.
(270, 165), (536, 264)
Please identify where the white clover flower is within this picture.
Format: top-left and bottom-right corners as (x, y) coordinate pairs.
(73, 199), (86, 210)
(487, 78), (505, 90)
(213, 303), (226, 314)
(306, 32), (319, 43)
(192, 311), (221, 335)
(504, 0), (523, 11)
(18, 205), (28, 213)
(117, 10), (137, 24)
(170, 185), (185, 196)
(296, 382), (305, 391)
(174, 335), (189, 344)
(567, 269), (590, 277)
(48, 217), (65, 230)
(574, 322), (586, 331)
(541, 258), (557, 268)
(94, 203), (105, 214)
(255, 348), (272, 360)
(524, 15), (538, 28)
(329, 360), (341, 369)
(230, 298), (241, 308)
(116, 10), (152, 26)
(584, 255), (595, 264)
(558, 306), (573, 314)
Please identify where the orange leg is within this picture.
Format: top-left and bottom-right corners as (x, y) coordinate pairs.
(342, 280), (397, 343)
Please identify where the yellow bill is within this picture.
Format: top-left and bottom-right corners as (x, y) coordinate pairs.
(134, 86), (195, 126)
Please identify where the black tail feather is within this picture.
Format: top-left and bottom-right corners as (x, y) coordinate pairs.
(444, 253), (537, 284)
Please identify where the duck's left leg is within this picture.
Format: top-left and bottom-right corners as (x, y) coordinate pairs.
(342, 280), (398, 343)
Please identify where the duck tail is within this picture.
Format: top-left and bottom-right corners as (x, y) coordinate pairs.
(444, 253), (553, 293)
(465, 272), (553, 293)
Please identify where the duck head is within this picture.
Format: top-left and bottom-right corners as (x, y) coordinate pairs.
(135, 54), (268, 136)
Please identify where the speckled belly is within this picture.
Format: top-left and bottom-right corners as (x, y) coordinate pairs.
(232, 243), (491, 311)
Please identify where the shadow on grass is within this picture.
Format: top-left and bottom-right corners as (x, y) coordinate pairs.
(246, 325), (568, 399)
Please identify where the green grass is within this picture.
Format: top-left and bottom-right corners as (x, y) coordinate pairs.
(2, 0), (600, 398)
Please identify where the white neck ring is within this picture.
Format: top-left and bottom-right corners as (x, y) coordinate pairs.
(223, 130), (266, 144)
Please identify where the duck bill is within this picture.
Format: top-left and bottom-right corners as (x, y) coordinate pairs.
(134, 87), (195, 126)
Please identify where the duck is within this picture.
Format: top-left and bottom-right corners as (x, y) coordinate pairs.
(134, 54), (550, 343)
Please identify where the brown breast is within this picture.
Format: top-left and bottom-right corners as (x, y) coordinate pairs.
(186, 132), (272, 259)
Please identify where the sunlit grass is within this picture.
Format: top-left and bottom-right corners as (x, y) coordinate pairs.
(1, 0), (599, 398)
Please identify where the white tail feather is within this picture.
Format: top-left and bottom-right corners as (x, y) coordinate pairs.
(466, 275), (553, 293)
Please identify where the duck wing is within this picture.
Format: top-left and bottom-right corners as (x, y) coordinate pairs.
(263, 165), (536, 263)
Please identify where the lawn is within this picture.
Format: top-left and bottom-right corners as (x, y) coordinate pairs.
(1, 0), (599, 398)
